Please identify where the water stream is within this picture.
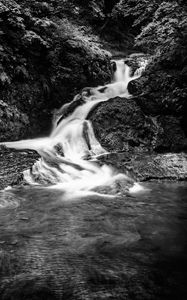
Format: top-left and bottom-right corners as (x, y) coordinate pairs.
(0, 60), (145, 198)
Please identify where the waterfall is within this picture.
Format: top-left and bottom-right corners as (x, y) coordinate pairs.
(1, 60), (145, 197)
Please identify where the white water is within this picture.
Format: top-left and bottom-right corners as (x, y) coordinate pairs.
(1, 60), (145, 198)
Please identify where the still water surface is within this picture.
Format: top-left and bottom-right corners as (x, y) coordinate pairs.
(0, 182), (187, 299)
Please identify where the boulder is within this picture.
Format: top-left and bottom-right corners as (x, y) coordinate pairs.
(90, 97), (157, 152)
(90, 97), (187, 153)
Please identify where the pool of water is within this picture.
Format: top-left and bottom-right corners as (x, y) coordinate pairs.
(0, 182), (187, 300)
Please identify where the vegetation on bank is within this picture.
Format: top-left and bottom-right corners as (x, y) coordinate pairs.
(0, 0), (112, 139)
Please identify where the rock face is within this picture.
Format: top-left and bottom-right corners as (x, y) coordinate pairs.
(90, 96), (187, 153)
(126, 59), (187, 152)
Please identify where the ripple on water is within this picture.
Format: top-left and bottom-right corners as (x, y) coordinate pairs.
(0, 190), (22, 209)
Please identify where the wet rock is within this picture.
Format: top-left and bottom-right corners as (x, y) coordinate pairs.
(0, 146), (39, 190)
(90, 94), (187, 154)
(125, 53), (147, 73)
(90, 97), (157, 153)
(98, 152), (187, 181)
(128, 79), (144, 96)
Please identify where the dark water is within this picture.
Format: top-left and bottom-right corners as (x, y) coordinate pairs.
(0, 182), (187, 300)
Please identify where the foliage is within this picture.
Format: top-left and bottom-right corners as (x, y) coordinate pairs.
(135, 1), (187, 66)
(112, 0), (161, 27)
(111, 0), (187, 67)
(0, 0), (112, 139)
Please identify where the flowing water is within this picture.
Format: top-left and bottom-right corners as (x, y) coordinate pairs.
(0, 60), (145, 198)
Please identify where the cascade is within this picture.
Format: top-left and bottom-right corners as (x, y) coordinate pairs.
(0, 60), (145, 197)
